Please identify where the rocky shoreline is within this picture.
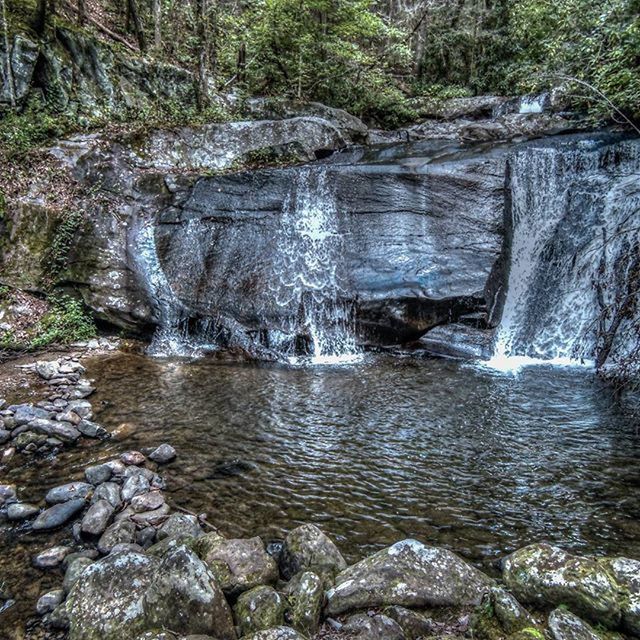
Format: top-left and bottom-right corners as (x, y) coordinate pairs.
(1, 356), (639, 640)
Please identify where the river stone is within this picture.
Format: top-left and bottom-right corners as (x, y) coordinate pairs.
(283, 571), (323, 636)
(77, 420), (109, 439)
(130, 502), (171, 527)
(36, 360), (61, 380)
(143, 542), (236, 638)
(34, 545), (72, 569)
(13, 404), (50, 425)
(63, 557), (95, 593)
(28, 418), (81, 442)
(157, 513), (204, 540)
(121, 450), (146, 466)
(243, 628), (307, 640)
(58, 410), (82, 425)
(92, 482), (122, 509)
(548, 609), (603, 640)
(67, 400), (93, 419)
(97, 518), (137, 554)
(326, 539), (493, 616)
(0, 484), (16, 505)
(0, 429), (10, 444)
(198, 536), (279, 597)
(280, 524), (346, 581)
(81, 499), (115, 536)
(46, 482), (93, 504)
(63, 549), (99, 567)
(235, 585), (285, 636)
(110, 542), (145, 555)
(7, 502), (40, 520)
(130, 491), (165, 513)
(502, 544), (621, 627)
(384, 606), (434, 640)
(149, 443), (176, 464)
(604, 557), (640, 635)
(85, 464), (112, 485)
(66, 552), (158, 640)
(122, 473), (150, 502)
(342, 613), (407, 640)
(32, 499), (86, 531)
(37, 589), (65, 615)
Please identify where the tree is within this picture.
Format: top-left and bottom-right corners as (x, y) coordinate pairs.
(0, 0), (14, 107)
(152, 0), (161, 51)
(126, 0), (146, 52)
(78, 0), (86, 25)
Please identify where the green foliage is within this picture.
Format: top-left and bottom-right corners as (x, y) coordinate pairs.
(29, 294), (96, 349)
(45, 209), (84, 286)
(0, 101), (77, 158)
(216, 0), (414, 126)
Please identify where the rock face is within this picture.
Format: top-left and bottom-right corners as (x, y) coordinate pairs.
(326, 539), (492, 616)
(502, 544), (621, 627)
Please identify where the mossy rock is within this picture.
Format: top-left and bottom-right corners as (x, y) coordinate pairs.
(234, 585), (285, 636)
(283, 571), (324, 636)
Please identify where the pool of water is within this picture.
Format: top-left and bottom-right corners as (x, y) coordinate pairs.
(1, 352), (639, 636)
(86, 353), (640, 561)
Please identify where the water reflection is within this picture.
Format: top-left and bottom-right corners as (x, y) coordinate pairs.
(59, 353), (639, 565)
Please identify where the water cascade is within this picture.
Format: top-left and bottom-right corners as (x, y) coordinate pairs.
(268, 167), (360, 364)
(489, 136), (640, 371)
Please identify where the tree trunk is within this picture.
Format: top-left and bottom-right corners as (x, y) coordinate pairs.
(1, 0), (15, 108)
(126, 0), (146, 52)
(195, 0), (209, 110)
(237, 42), (246, 84)
(77, 0), (85, 25)
(152, 0), (161, 51)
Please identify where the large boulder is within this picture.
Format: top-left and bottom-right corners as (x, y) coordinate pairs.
(280, 524), (346, 581)
(197, 536), (278, 597)
(66, 552), (158, 640)
(143, 542), (236, 639)
(66, 547), (236, 640)
(325, 539), (492, 616)
(502, 544), (621, 627)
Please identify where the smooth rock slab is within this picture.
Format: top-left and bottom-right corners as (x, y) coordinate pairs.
(280, 523), (346, 581)
(326, 539), (493, 616)
(548, 608), (603, 640)
(502, 544), (621, 627)
(46, 482), (93, 505)
(32, 499), (86, 531)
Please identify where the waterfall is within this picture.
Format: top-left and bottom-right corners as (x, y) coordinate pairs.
(488, 136), (640, 372)
(268, 167), (360, 364)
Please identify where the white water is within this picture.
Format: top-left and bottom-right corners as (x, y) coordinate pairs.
(270, 167), (361, 364)
(487, 139), (640, 374)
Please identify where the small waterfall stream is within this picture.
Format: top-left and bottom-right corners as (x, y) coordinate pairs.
(268, 167), (360, 364)
(488, 137), (640, 372)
